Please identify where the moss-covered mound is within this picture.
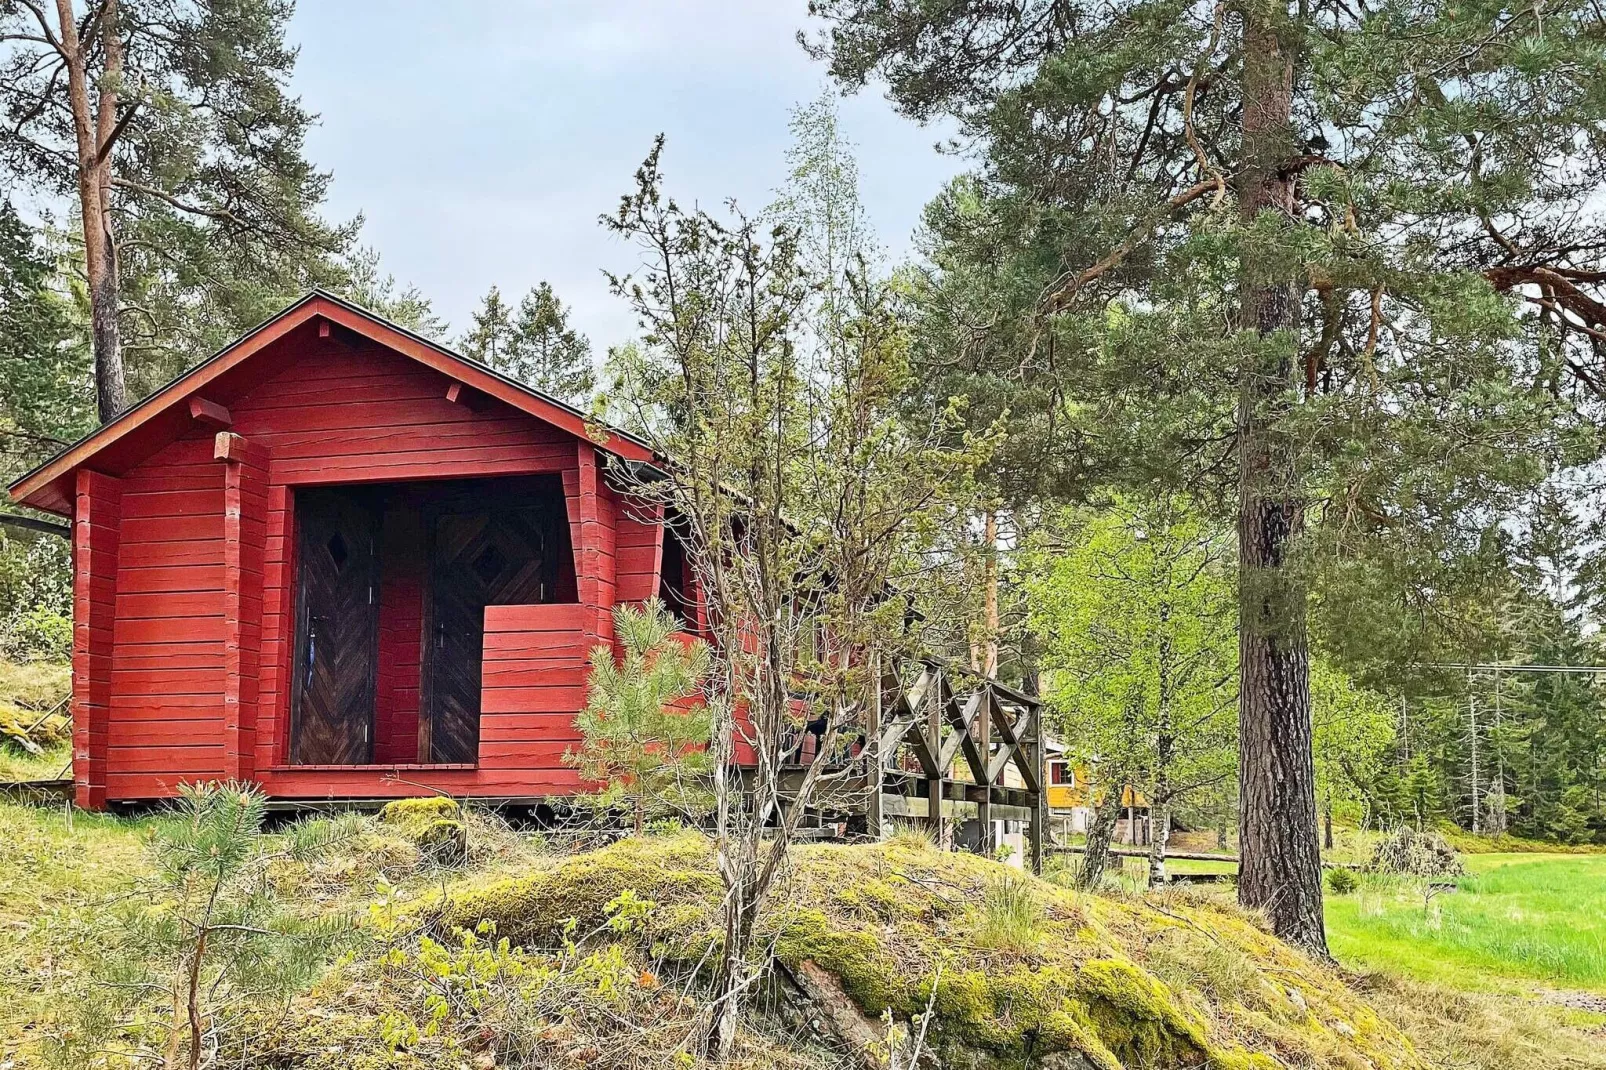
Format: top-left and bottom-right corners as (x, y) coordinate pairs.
(417, 833), (1422, 1070)
(379, 796), (468, 866)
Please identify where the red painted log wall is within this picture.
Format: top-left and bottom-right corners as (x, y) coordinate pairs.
(90, 328), (636, 803)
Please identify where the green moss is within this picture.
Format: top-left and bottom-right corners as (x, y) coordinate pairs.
(419, 831), (721, 945)
(1074, 958), (1210, 1068)
(772, 906), (900, 1012)
(379, 796), (460, 824)
(379, 798), (466, 866)
(406, 833), (1422, 1070)
(228, 1005), (438, 1070)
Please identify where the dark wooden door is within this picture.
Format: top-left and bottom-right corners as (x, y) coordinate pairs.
(420, 507), (553, 763)
(290, 488), (380, 765)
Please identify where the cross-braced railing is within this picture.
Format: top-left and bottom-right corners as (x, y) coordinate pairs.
(777, 657), (1047, 874)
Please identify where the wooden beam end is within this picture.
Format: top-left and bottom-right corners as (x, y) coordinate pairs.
(213, 432), (248, 463)
(188, 396), (233, 429)
(445, 380), (491, 411)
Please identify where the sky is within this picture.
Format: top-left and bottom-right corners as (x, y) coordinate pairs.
(285, 1), (966, 353)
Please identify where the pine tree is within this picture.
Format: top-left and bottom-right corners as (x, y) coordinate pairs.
(510, 281), (595, 405)
(566, 600), (713, 835)
(807, 0), (1606, 953)
(62, 782), (355, 1070)
(0, 0), (354, 420)
(339, 247), (448, 341)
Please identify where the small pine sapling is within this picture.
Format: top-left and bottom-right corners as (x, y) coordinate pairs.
(567, 599), (714, 834)
(62, 781), (358, 1070)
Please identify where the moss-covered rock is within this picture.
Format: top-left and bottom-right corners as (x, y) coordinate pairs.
(379, 797), (467, 867)
(411, 833), (1422, 1070)
(417, 830), (721, 946)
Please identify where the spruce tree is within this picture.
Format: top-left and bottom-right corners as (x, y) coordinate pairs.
(460, 284), (516, 366)
(808, 0), (1606, 952)
(464, 282), (595, 404)
(511, 281), (595, 405)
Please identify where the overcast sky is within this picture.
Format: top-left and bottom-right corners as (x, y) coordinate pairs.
(286, 1), (965, 353)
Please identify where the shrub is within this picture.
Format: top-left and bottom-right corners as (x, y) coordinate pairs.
(1367, 827), (1465, 878)
(1325, 866), (1360, 894)
(0, 608), (71, 662)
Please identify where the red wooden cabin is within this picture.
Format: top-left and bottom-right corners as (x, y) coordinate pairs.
(8, 291), (701, 810)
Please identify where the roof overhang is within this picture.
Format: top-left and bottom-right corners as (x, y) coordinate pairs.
(8, 290), (656, 516)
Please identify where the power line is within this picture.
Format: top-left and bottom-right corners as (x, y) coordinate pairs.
(1433, 663), (1606, 674)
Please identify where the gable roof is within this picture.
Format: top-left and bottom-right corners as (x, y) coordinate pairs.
(8, 289), (655, 516)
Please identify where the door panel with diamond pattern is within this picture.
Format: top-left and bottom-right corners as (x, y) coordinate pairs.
(420, 507), (555, 763)
(290, 487), (380, 765)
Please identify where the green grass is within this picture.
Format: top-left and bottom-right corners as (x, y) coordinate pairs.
(0, 739), (70, 781)
(0, 659), (70, 783)
(1327, 853), (1606, 994)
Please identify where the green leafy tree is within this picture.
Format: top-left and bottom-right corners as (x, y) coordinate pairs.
(601, 131), (989, 1057)
(1026, 495), (1237, 887)
(807, 0), (1606, 953)
(567, 599), (714, 835)
(1310, 661), (1396, 845)
(0, 201), (84, 641)
(0, 202), (89, 470)
(0, 0), (354, 419)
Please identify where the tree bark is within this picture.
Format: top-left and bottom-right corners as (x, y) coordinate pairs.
(1235, 4), (1328, 956)
(706, 870), (759, 1058)
(982, 509), (999, 676)
(1076, 772), (1123, 889)
(55, 0), (127, 422)
(1149, 611), (1174, 889)
(1146, 796), (1171, 889)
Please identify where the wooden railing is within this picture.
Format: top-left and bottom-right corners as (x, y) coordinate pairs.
(778, 658), (1047, 874)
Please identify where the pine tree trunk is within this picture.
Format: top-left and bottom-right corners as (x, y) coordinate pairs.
(57, 0), (127, 422)
(983, 509), (999, 676)
(89, 198), (125, 422)
(1235, 6), (1328, 957)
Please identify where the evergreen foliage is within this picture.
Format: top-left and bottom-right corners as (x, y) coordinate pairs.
(462, 282), (595, 405)
(56, 781), (357, 1070)
(807, 0), (1606, 951)
(0, 0), (356, 414)
(567, 600), (714, 835)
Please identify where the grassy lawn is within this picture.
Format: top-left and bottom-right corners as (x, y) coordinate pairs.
(1327, 852), (1606, 994)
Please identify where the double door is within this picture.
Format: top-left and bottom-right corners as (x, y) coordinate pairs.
(289, 486), (559, 765)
